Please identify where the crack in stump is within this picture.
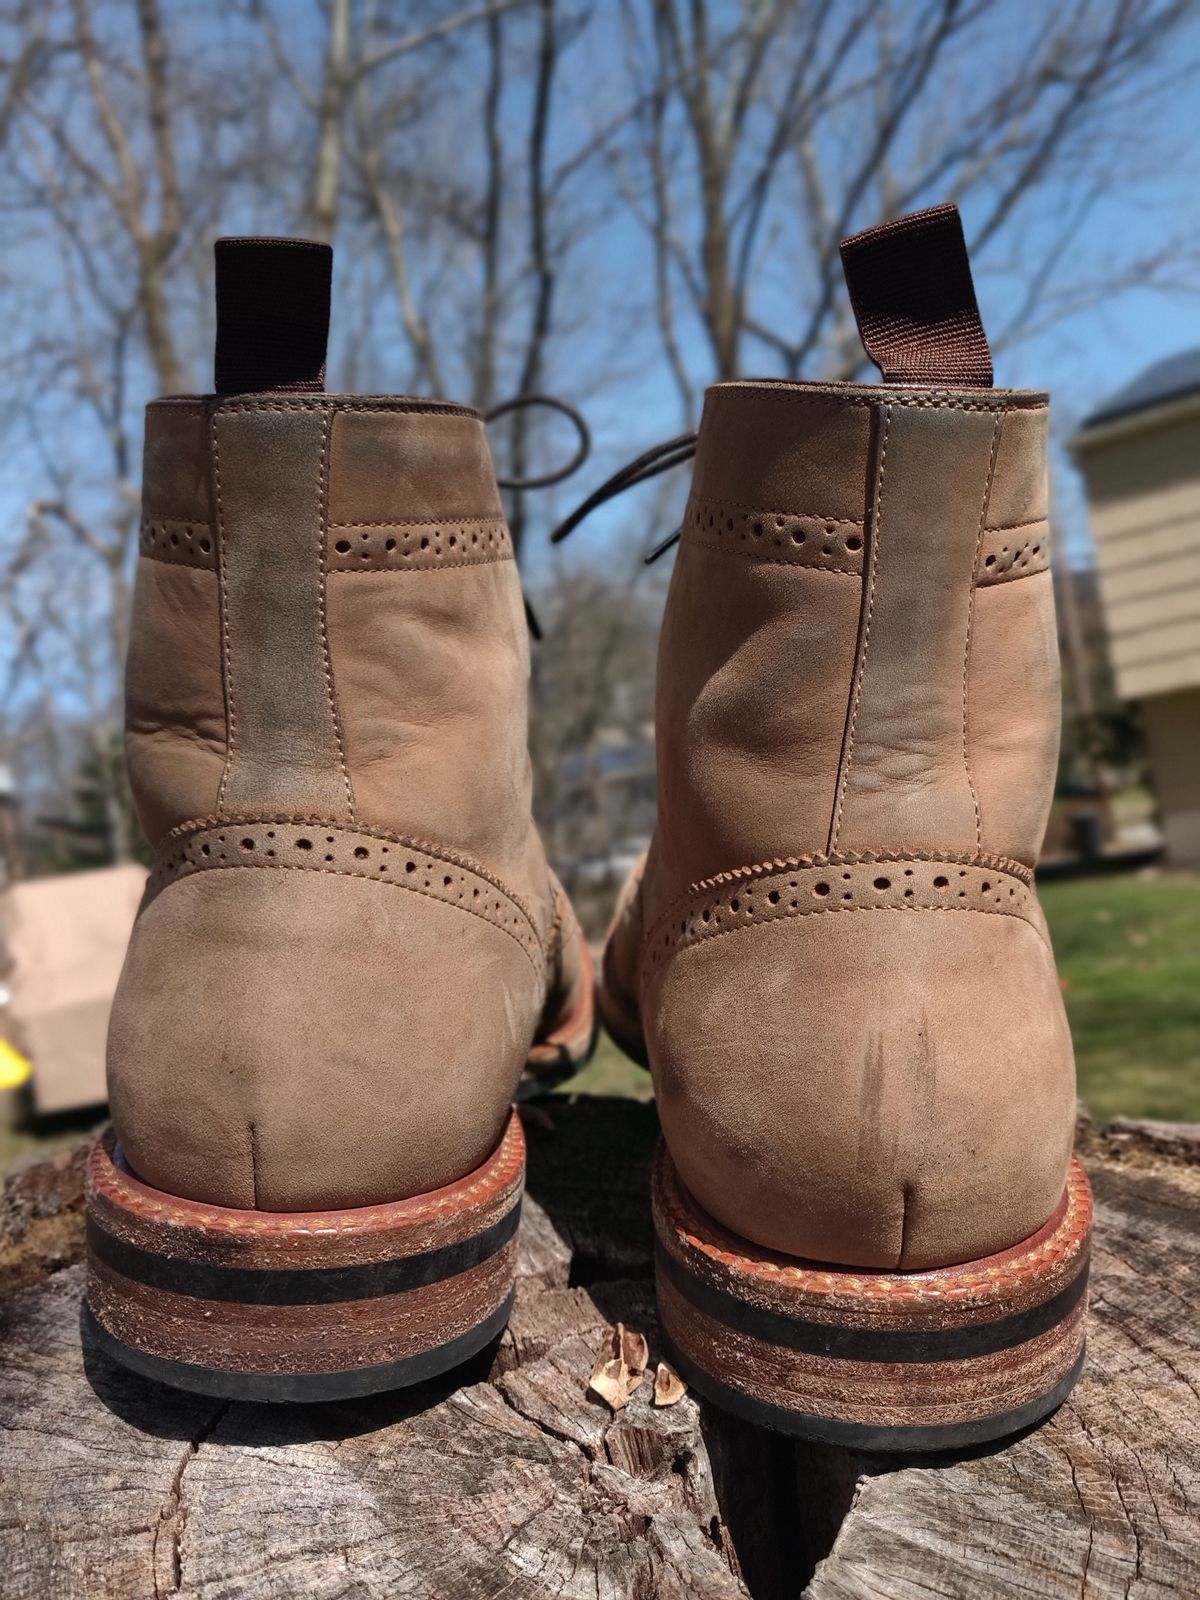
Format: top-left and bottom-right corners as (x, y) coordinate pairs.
(151, 1400), (231, 1597)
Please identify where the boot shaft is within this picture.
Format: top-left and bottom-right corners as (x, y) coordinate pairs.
(654, 374), (1058, 906)
(128, 389), (535, 888)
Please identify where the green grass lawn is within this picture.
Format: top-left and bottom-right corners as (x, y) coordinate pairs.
(1040, 872), (1200, 1121)
(559, 871), (1200, 1123)
(560, 1030), (651, 1102)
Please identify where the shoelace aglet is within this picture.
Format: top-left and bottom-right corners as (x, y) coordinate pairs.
(644, 528), (682, 565)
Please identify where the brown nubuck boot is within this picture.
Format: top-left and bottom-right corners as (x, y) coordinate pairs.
(601, 206), (1090, 1450)
(85, 239), (594, 1401)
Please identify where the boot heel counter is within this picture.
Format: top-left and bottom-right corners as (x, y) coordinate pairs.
(108, 831), (543, 1212)
(646, 863), (1075, 1271)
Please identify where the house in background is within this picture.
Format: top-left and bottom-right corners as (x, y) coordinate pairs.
(1073, 349), (1200, 866)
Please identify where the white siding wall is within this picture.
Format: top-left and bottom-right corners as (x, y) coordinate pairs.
(1077, 400), (1200, 702)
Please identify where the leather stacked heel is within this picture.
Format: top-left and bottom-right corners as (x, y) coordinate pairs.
(654, 1144), (1091, 1450)
(86, 1114), (524, 1402)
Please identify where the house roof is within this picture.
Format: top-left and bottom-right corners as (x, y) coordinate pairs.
(1084, 347), (1200, 428)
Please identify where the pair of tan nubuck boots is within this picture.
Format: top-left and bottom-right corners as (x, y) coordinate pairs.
(85, 205), (1091, 1455)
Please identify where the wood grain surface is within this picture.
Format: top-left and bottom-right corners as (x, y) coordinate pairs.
(0, 1101), (1196, 1598)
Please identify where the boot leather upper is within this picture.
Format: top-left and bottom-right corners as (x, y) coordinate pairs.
(112, 394), (571, 1210)
(605, 378), (1076, 1271)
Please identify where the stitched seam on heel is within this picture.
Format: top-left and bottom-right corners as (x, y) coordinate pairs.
(211, 415), (237, 815)
(830, 403), (890, 851)
(315, 411), (356, 821)
(963, 413), (1005, 849)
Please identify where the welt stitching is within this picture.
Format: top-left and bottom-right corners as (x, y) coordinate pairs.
(965, 413), (1005, 849)
(831, 402), (890, 849)
(153, 857), (544, 978)
(211, 415), (236, 814)
(654, 1162), (1087, 1289)
(682, 536), (862, 575)
(91, 1122), (522, 1230)
(314, 412), (355, 821)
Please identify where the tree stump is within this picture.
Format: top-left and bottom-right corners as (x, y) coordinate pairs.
(1, 1099), (1197, 1599)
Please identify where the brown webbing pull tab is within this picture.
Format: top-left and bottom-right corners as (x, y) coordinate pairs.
(213, 237), (332, 395)
(839, 204), (993, 388)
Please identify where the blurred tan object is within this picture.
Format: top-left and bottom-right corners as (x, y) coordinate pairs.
(2, 866), (146, 1113)
(1075, 351), (1200, 866)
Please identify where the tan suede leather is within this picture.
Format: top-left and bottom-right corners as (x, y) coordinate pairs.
(111, 393), (576, 1210)
(603, 380), (1075, 1271)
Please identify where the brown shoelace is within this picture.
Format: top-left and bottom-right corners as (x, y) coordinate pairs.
(547, 431), (697, 563)
(484, 394), (593, 637)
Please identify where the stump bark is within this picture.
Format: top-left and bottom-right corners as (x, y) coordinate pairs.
(1, 1098), (1197, 1599)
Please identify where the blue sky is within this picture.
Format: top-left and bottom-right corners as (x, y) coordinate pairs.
(4, 0), (1199, 690)
(517, 233), (1199, 578)
(479, 3), (1200, 578)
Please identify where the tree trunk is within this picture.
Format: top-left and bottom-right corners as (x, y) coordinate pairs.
(1, 1101), (1197, 1598)
(309, 0), (352, 242)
